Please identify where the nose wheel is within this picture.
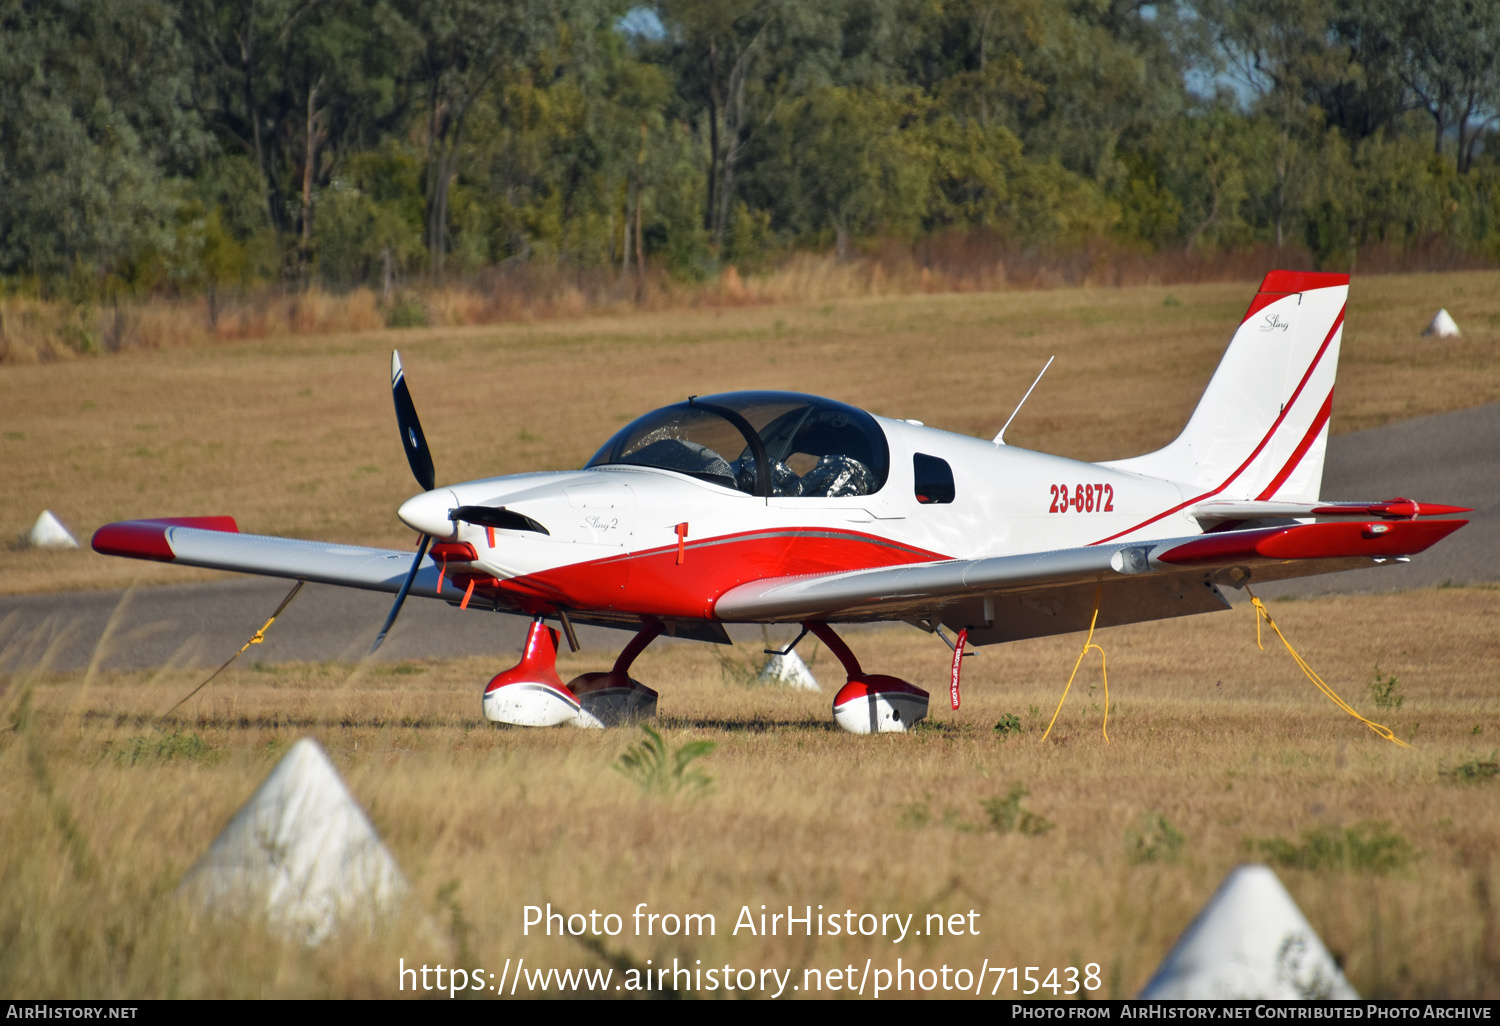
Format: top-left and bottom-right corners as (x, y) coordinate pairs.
(806, 623), (929, 734)
(482, 618), (660, 728)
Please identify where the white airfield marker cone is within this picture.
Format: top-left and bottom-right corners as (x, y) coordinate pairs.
(27, 510), (79, 549)
(757, 648), (821, 691)
(1138, 864), (1358, 1000)
(1422, 308), (1461, 337)
(181, 737), (407, 945)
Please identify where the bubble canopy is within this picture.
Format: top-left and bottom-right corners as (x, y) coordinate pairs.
(585, 391), (891, 498)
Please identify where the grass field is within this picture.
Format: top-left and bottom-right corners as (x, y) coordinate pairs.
(2, 270), (1498, 594)
(1, 271), (1497, 1000)
(2, 586), (1498, 998)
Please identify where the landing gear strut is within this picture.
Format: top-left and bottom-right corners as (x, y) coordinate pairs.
(806, 622), (929, 734)
(482, 617), (660, 728)
(565, 621), (661, 728)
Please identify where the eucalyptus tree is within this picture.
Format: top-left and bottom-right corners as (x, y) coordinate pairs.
(177, 0), (323, 235)
(1380, 0), (1500, 171)
(1193, 0), (1343, 247)
(381, 0), (556, 275)
(655, 0), (850, 247)
(0, 0), (206, 288)
(179, 0), (415, 279)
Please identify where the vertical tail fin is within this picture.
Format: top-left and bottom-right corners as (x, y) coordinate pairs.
(1107, 271), (1348, 504)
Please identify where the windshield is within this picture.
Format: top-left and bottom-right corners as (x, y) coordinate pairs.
(585, 391), (890, 497)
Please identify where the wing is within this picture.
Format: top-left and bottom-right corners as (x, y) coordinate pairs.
(92, 517), (460, 601)
(91, 516), (731, 642)
(714, 519), (1468, 646)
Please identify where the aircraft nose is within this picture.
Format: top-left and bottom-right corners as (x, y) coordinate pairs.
(398, 488), (459, 537)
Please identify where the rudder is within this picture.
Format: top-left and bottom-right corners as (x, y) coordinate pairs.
(1106, 270), (1348, 504)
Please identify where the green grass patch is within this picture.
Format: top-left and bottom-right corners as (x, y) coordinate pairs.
(1248, 821), (1417, 873)
(108, 730), (211, 766)
(615, 725), (715, 797)
(994, 713), (1023, 735)
(981, 784), (1055, 836)
(1442, 753), (1499, 783)
(1127, 812), (1185, 864)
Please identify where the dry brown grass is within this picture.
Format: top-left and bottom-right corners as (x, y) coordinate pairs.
(1, 586), (1497, 998)
(2, 270), (1498, 595)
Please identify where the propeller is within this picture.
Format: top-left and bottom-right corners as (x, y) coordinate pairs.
(371, 351), (437, 655)
(391, 350), (435, 492)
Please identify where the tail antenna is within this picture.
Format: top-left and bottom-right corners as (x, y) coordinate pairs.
(993, 355), (1055, 446)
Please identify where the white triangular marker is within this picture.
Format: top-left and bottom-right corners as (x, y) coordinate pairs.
(1422, 309), (1460, 337)
(27, 510), (79, 549)
(181, 738), (407, 945)
(1138, 864), (1358, 999)
(757, 648), (820, 691)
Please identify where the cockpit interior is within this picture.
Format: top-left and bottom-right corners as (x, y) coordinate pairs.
(586, 391), (891, 498)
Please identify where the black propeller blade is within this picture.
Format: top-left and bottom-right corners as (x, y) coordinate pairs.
(370, 534), (432, 655)
(391, 350), (435, 493)
(450, 505), (550, 536)
(372, 350), (436, 655)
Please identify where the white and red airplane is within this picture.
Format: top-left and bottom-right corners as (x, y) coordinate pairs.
(94, 271), (1469, 733)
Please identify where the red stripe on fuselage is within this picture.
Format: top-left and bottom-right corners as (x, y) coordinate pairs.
(1091, 306), (1345, 545)
(494, 528), (951, 620)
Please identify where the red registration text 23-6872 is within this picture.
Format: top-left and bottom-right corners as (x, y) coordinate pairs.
(1048, 483), (1114, 514)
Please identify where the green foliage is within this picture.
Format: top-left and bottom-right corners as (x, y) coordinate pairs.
(4, 0), (1500, 299)
(1249, 821), (1418, 873)
(713, 642), (767, 686)
(615, 725), (715, 797)
(898, 785), (1053, 835)
(993, 713), (1023, 735)
(1126, 812), (1185, 864)
(384, 295), (429, 329)
(897, 796), (935, 829)
(1367, 663), (1404, 710)
(981, 784), (1054, 836)
(110, 730), (210, 765)
(1442, 753), (1499, 783)
(315, 146), (427, 287)
(0, 0), (207, 290)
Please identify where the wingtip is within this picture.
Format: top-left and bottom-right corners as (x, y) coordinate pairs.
(391, 350), (403, 385)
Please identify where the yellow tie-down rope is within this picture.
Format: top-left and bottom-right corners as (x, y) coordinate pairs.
(159, 580), (304, 722)
(1042, 583), (1110, 743)
(1245, 586), (1408, 748)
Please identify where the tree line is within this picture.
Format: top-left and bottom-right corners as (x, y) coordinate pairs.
(2, 0), (1498, 303)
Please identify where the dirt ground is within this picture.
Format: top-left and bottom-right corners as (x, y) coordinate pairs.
(3, 271), (1498, 594)
(2, 586), (1497, 998)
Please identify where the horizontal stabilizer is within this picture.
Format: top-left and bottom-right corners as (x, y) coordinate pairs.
(1189, 497), (1472, 523)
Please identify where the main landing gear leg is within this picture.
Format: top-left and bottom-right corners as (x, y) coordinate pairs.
(806, 622), (929, 734)
(565, 621), (662, 728)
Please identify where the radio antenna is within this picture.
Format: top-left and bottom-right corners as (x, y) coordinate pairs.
(993, 355), (1054, 445)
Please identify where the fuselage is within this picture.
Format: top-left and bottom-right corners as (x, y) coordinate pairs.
(397, 401), (1197, 623)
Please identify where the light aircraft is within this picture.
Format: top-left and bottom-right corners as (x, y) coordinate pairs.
(93, 271), (1469, 733)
